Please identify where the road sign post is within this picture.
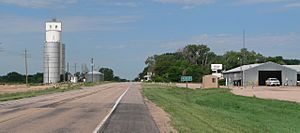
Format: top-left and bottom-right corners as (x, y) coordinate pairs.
(181, 76), (192, 88)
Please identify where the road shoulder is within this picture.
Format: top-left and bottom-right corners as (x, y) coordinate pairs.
(144, 97), (177, 133)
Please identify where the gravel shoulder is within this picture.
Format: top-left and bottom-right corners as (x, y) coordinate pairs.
(231, 86), (300, 103)
(144, 98), (177, 133)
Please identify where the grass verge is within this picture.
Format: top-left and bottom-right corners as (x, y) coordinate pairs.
(0, 81), (112, 102)
(142, 83), (300, 133)
(0, 84), (81, 102)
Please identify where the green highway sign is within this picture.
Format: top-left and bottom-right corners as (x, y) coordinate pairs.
(181, 76), (193, 82)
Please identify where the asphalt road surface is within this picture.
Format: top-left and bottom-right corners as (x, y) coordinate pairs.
(0, 83), (130, 133)
(101, 83), (159, 133)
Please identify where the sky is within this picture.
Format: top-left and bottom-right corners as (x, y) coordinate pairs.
(0, 0), (300, 80)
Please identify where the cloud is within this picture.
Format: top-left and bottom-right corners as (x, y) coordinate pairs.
(0, 0), (77, 8)
(235, 0), (286, 5)
(0, 15), (140, 33)
(111, 2), (138, 7)
(0, 15), (42, 33)
(160, 33), (300, 58)
(62, 15), (140, 32)
(284, 2), (300, 8)
(0, 0), (139, 8)
(154, 0), (216, 6)
(96, 44), (129, 50)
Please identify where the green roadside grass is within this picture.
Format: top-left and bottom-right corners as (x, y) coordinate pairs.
(0, 82), (111, 102)
(142, 83), (300, 133)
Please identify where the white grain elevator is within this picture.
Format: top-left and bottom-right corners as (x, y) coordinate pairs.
(44, 19), (65, 84)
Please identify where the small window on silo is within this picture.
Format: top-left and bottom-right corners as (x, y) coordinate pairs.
(50, 25), (52, 29)
(55, 25), (58, 29)
(212, 78), (215, 83)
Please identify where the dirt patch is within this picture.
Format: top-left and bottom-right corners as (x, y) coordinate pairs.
(144, 98), (177, 133)
(231, 86), (300, 103)
(0, 85), (50, 94)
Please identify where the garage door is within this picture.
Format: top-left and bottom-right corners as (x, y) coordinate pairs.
(258, 71), (282, 86)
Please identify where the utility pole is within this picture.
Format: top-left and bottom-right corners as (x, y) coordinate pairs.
(74, 63), (77, 76)
(67, 62), (70, 82)
(242, 30), (246, 87)
(24, 49), (28, 86)
(91, 58), (94, 82)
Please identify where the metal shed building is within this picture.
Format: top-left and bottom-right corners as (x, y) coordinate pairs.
(284, 65), (300, 82)
(86, 71), (104, 83)
(223, 62), (297, 86)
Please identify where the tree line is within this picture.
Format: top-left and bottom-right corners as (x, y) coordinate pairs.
(0, 67), (128, 84)
(137, 44), (300, 82)
(0, 72), (43, 84)
(98, 67), (128, 82)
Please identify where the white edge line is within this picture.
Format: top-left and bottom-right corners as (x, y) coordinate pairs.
(92, 84), (131, 133)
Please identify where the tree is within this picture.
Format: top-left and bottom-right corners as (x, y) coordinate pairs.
(266, 56), (286, 65)
(99, 68), (114, 81)
(223, 48), (266, 70)
(145, 55), (156, 74)
(5, 72), (24, 83)
(74, 72), (81, 77)
(283, 59), (300, 65)
(139, 44), (300, 83)
(180, 44), (212, 66)
(137, 66), (149, 80)
(28, 73), (43, 83)
(0, 72), (43, 84)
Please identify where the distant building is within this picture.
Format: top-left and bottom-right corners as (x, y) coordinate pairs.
(144, 72), (154, 81)
(202, 75), (219, 89)
(70, 76), (78, 83)
(223, 62), (298, 86)
(86, 71), (104, 82)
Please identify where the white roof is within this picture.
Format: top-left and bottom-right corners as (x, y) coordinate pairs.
(284, 65), (300, 72)
(224, 63), (262, 73)
(87, 71), (103, 75)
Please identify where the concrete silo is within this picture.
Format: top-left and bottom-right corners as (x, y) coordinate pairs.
(60, 43), (65, 81)
(44, 19), (64, 84)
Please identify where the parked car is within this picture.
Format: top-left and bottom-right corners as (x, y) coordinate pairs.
(266, 78), (280, 86)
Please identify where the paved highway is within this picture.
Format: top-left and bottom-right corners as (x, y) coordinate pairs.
(0, 83), (129, 133)
(102, 83), (159, 133)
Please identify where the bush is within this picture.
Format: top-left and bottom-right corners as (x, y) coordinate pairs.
(218, 78), (225, 86)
